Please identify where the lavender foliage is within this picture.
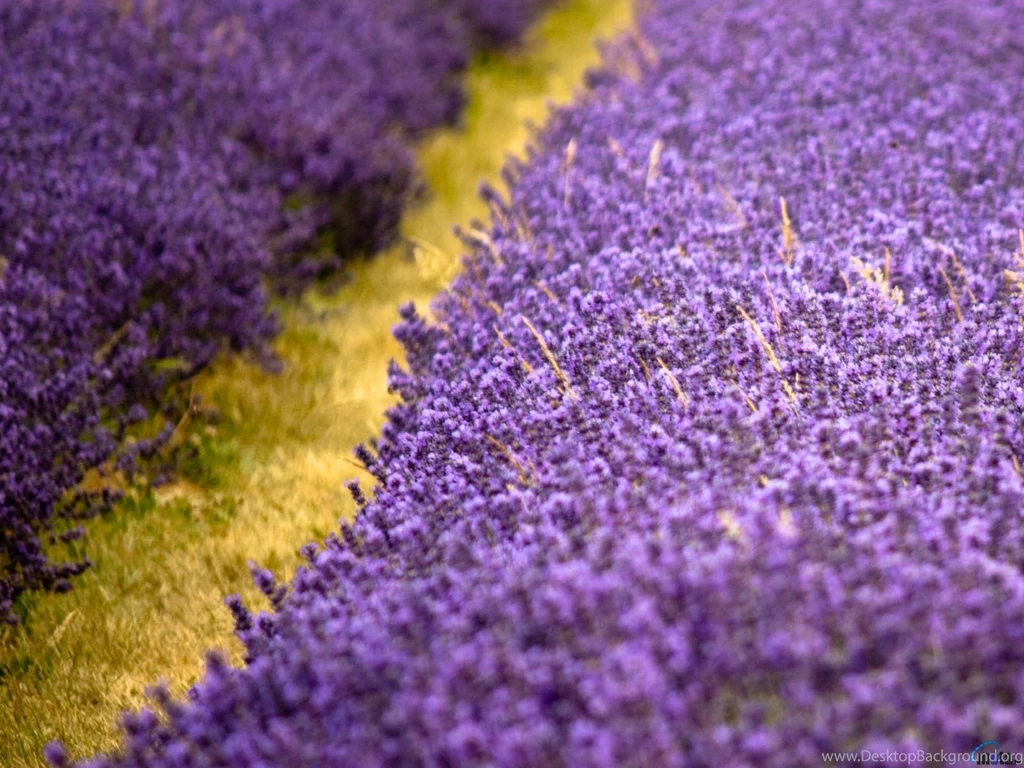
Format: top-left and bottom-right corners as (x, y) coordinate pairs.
(62, 0), (1024, 765)
(454, 0), (553, 46)
(0, 0), (551, 623)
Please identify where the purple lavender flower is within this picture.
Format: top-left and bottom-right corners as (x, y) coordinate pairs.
(58, 0), (1024, 765)
(0, 0), (554, 621)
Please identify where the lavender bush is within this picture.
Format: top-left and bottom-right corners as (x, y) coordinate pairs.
(454, 0), (553, 46)
(55, 0), (1024, 765)
(0, 0), (553, 623)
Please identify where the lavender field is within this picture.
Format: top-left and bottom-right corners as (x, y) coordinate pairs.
(0, 0), (568, 624)
(4, 0), (1024, 766)
(0, 0), (629, 763)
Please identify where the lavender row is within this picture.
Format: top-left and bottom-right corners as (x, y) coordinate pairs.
(0, 0), (553, 623)
(57, 0), (1024, 765)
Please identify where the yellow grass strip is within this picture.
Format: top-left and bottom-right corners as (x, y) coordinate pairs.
(657, 357), (687, 406)
(938, 265), (964, 323)
(779, 197), (796, 266)
(522, 316), (579, 400)
(736, 305), (782, 374)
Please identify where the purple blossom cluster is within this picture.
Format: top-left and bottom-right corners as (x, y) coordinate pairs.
(453, 0), (552, 46)
(57, 0), (1024, 765)
(0, 0), (551, 623)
